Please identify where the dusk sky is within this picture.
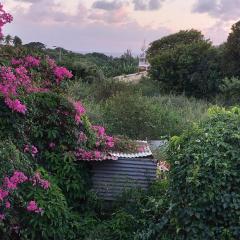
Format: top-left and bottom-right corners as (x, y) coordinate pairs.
(2, 0), (240, 54)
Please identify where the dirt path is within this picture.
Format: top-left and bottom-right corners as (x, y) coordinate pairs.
(113, 71), (148, 83)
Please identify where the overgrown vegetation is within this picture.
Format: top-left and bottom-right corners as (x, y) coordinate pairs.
(1, 3), (240, 239)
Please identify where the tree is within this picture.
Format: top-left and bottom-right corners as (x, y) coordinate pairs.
(24, 41), (46, 50)
(147, 29), (204, 59)
(148, 30), (222, 98)
(223, 20), (240, 77)
(4, 34), (12, 45)
(13, 35), (22, 46)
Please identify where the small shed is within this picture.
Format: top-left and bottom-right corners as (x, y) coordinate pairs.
(90, 141), (158, 200)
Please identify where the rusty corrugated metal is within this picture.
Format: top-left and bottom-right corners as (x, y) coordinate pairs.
(90, 157), (157, 200)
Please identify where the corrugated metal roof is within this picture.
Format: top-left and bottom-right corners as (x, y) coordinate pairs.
(91, 157), (157, 200)
(78, 141), (153, 161)
(109, 141), (152, 159)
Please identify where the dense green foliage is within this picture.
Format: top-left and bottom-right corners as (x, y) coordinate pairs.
(0, 140), (79, 240)
(148, 30), (222, 98)
(2, 7), (240, 239)
(45, 48), (138, 78)
(142, 107), (240, 240)
(223, 21), (240, 77)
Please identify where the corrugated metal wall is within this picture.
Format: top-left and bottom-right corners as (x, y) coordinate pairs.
(91, 157), (157, 200)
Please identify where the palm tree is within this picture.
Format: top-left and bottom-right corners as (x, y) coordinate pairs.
(4, 34), (12, 45)
(13, 36), (22, 47)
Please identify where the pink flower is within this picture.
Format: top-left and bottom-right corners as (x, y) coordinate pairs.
(31, 145), (38, 156)
(5, 201), (10, 209)
(46, 56), (56, 69)
(0, 189), (8, 201)
(49, 142), (56, 149)
(24, 56), (40, 68)
(27, 201), (43, 213)
(24, 144), (38, 157)
(31, 172), (50, 190)
(137, 146), (145, 153)
(75, 115), (81, 124)
(0, 4), (13, 39)
(106, 136), (115, 148)
(0, 214), (5, 221)
(4, 171), (28, 190)
(92, 125), (105, 137)
(5, 98), (27, 114)
(73, 101), (86, 124)
(54, 66), (73, 84)
(94, 151), (101, 159)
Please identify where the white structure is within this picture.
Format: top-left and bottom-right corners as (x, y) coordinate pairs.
(138, 40), (150, 72)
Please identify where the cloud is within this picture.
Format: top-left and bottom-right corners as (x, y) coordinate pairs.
(14, 0), (41, 2)
(89, 6), (130, 24)
(92, 0), (124, 11)
(149, 0), (163, 10)
(192, 0), (240, 21)
(10, 0), (88, 25)
(133, 0), (165, 11)
(90, 1), (131, 25)
(192, 0), (217, 13)
(5, 13), (171, 53)
(133, 0), (147, 10)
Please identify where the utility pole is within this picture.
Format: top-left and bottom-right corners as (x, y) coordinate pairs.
(53, 46), (62, 62)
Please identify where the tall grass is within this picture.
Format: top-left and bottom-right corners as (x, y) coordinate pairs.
(66, 78), (210, 139)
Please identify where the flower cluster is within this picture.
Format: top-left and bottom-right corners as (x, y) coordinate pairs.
(75, 148), (103, 160)
(11, 56), (40, 68)
(0, 4), (13, 39)
(46, 56), (73, 84)
(54, 66), (73, 84)
(24, 144), (38, 157)
(74, 126), (115, 161)
(27, 200), (43, 213)
(31, 172), (50, 190)
(5, 98), (27, 114)
(92, 125), (115, 149)
(0, 55), (72, 114)
(0, 171), (50, 221)
(4, 171), (28, 190)
(73, 101), (86, 124)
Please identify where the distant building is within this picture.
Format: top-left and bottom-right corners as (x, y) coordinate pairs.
(138, 40), (150, 72)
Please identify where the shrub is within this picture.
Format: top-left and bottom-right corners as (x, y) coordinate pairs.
(156, 107), (240, 239)
(19, 170), (78, 240)
(0, 141), (77, 240)
(19, 92), (92, 206)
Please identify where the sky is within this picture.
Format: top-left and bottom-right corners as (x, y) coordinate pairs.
(2, 0), (240, 54)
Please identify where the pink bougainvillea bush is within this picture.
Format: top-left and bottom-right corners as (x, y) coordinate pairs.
(0, 140), (78, 239)
(0, 3), (13, 39)
(0, 3), (138, 239)
(0, 55), (73, 114)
